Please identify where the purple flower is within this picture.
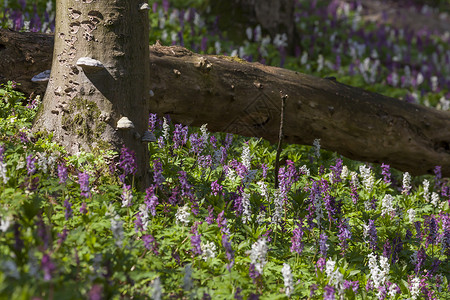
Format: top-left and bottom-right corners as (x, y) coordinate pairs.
(57, 163), (68, 184)
(88, 284), (103, 300)
(425, 215), (438, 246)
(234, 287), (243, 300)
(210, 136), (217, 148)
(178, 171), (195, 202)
(319, 233), (329, 257)
(148, 113), (157, 132)
(173, 124), (188, 149)
(64, 199), (73, 220)
(383, 239), (391, 260)
(249, 263), (259, 281)
(205, 205), (215, 225)
(41, 253), (55, 281)
(222, 234), (234, 271)
(0, 144), (5, 161)
(434, 166), (442, 188)
(152, 159), (165, 186)
(381, 163), (391, 184)
(134, 213), (144, 233)
(391, 236), (403, 264)
(118, 147), (137, 182)
(57, 228), (69, 245)
(157, 136), (165, 149)
(310, 284), (318, 298)
(216, 211), (229, 235)
(415, 247), (426, 274)
(198, 155), (212, 168)
(415, 221), (422, 242)
(142, 234), (159, 255)
(26, 154), (37, 175)
(190, 223), (202, 256)
(224, 134), (233, 149)
(324, 285), (335, 300)
(261, 163), (268, 179)
(291, 221), (304, 255)
(350, 183), (358, 205)
(189, 133), (205, 155)
(330, 158), (343, 183)
(80, 202), (87, 214)
(78, 172), (90, 198)
(366, 219), (378, 251)
(337, 218), (352, 255)
(211, 180), (223, 196)
(343, 280), (359, 293)
(145, 186), (159, 216)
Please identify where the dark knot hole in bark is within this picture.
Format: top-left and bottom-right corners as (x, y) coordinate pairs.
(0, 44), (5, 51)
(434, 141), (450, 153)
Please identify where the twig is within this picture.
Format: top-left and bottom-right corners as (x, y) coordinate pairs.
(274, 92), (288, 189)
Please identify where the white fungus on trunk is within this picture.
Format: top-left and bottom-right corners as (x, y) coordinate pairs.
(76, 57), (104, 73)
(31, 70), (51, 83)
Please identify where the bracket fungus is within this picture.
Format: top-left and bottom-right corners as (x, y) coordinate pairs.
(76, 57), (104, 73)
(116, 116), (135, 130)
(141, 131), (156, 143)
(31, 70), (51, 83)
(139, 3), (150, 10)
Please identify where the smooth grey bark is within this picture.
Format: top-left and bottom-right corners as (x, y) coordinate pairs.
(31, 0), (150, 183)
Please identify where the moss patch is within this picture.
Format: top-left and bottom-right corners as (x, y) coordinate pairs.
(61, 97), (106, 144)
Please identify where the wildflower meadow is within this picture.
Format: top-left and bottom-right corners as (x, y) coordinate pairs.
(1, 0), (449, 299)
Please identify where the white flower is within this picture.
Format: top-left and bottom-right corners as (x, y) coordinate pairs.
(250, 238), (268, 274)
(0, 161), (9, 184)
(381, 194), (395, 217)
(0, 215), (12, 232)
(121, 185), (133, 207)
(350, 171), (359, 187)
(257, 181), (268, 198)
(152, 277), (162, 300)
(3, 260), (20, 279)
(241, 145), (251, 170)
(138, 204), (149, 231)
(300, 51), (308, 65)
(431, 192), (440, 207)
(111, 215), (124, 247)
(272, 189), (283, 225)
(200, 124), (209, 141)
(313, 139), (321, 158)
(359, 165), (374, 192)
(340, 165), (348, 180)
(201, 241), (217, 261)
(402, 172), (411, 194)
(162, 117), (170, 141)
(367, 253), (389, 290)
(388, 283), (400, 297)
(281, 263), (294, 297)
(410, 276), (421, 300)
(183, 264), (193, 291)
(175, 205), (190, 226)
(242, 191), (251, 224)
(407, 208), (416, 223)
(299, 165), (310, 176)
(325, 259), (344, 295)
(423, 179), (430, 202)
(273, 33), (288, 48)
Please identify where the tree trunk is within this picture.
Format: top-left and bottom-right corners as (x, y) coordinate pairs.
(1, 29), (449, 177)
(30, 1), (150, 184)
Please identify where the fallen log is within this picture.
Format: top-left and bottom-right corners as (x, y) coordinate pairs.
(1, 29), (449, 176)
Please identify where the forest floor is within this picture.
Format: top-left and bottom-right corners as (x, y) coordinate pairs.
(344, 0), (450, 38)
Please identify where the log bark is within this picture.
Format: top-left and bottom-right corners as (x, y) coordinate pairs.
(1, 29), (449, 177)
